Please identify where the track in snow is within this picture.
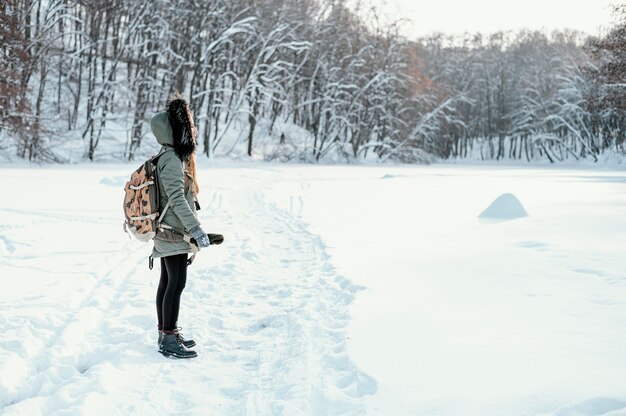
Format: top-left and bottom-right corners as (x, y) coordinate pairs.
(0, 166), (374, 415)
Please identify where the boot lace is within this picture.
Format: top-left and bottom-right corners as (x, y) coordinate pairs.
(174, 327), (186, 343)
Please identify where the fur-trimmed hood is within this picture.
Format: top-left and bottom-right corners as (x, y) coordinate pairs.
(150, 97), (196, 160)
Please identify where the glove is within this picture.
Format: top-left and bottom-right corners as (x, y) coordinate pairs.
(189, 225), (210, 248)
(207, 233), (224, 245)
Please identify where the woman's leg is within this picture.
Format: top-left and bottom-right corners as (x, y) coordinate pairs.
(156, 257), (169, 330)
(171, 255), (188, 327)
(160, 253), (187, 331)
(156, 254), (196, 357)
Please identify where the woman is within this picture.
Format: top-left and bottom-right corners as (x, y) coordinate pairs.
(150, 95), (210, 359)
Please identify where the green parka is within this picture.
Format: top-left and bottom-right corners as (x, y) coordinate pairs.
(150, 112), (201, 258)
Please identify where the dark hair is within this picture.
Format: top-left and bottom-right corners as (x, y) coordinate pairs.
(166, 93), (197, 160)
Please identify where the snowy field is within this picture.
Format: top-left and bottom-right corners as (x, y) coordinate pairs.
(1, 162), (626, 416)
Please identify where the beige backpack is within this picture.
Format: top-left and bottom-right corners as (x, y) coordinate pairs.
(122, 150), (170, 242)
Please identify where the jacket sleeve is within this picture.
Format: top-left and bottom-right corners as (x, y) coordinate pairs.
(158, 151), (201, 232)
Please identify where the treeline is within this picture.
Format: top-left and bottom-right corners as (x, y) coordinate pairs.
(1, 0), (625, 163)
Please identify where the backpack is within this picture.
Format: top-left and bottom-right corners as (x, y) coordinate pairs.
(123, 149), (169, 242)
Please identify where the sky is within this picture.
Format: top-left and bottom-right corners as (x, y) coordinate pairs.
(352, 0), (618, 39)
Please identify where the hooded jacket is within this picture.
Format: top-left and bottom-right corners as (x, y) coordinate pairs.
(150, 111), (201, 258)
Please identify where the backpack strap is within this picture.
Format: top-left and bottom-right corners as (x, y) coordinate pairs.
(156, 200), (171, 228)
(182, 234), (198, 266)
(152, 145), (172, 161)
(153, 145), (174, 232)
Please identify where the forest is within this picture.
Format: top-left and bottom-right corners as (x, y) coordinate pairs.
(1, 0), (625, 163)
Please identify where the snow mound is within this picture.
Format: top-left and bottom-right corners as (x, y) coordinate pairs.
(479, 193), (528, 220)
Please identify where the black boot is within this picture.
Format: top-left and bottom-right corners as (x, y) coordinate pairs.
(174, 327), (196, 348)
(159, 332), (197, 359)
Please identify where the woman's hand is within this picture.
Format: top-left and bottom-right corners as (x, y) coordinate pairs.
(189, 225), (210, 248)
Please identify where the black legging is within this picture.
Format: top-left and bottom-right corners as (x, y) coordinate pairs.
(156, 253), (188, 331)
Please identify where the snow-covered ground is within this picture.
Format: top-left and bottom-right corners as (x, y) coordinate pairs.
(1, 162), (626, 416)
